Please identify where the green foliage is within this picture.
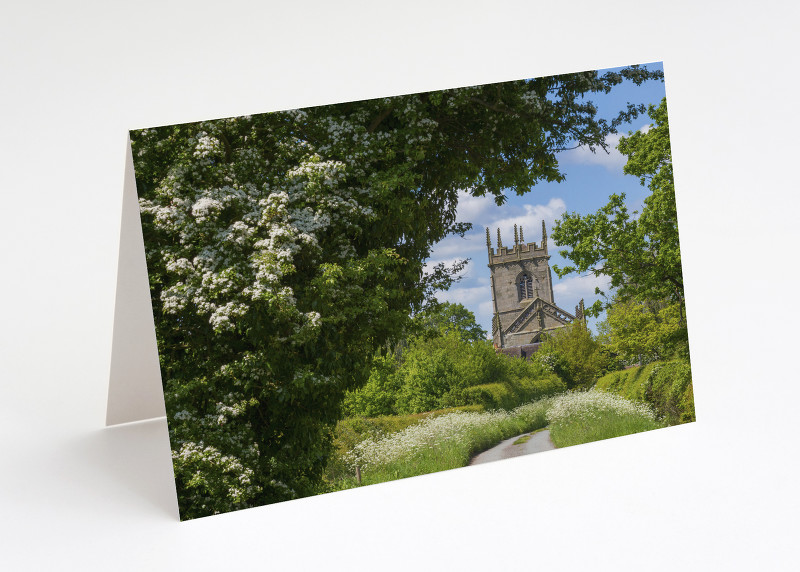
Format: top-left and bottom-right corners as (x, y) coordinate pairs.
(551, 97), (685, 321)
(595, 360), (695, 425)
(534, 321), (609, 389)
(346, 329), (564, 416)
(462, 374), (563, 410)
(643, 361), (695, 424)
(132, 67), (662, 518)
(461, 382), (517, 410)
(414, 301), (488, 342)
(341, 353), (402, 417)
(363, 331), (501, 414)
(594, 362), (656, 401)
(598, 296), (689, 364)
(395, 336), (463, 413)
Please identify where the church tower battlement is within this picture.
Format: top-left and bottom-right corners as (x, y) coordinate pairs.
(487, 221), (580, 355)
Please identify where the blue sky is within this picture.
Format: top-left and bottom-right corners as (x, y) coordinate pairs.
(426, 62), (668, 336)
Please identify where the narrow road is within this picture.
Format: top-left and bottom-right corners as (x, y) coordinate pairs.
(468, 429), (555, 466)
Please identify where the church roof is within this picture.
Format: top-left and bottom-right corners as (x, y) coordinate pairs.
(502, 297), (575, 337)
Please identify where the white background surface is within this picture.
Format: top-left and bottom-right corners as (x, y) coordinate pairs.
(2, 1), (799, 570)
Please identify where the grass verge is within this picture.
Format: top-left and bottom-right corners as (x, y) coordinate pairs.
(327, 391), (668, 491)
(547, 390), (664, 448)
(331, 399), (551, 489)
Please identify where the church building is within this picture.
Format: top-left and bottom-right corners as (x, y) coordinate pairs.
(487, 221), (584, 358)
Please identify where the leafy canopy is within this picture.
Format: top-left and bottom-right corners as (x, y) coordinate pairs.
(345, 329), (558, 417)
(413, 301), (488, 343)
(551, 97), (684, 320)
(535, 321), (608, 389)
(597, 297), (688, 364)
(132, 66), (663, 518)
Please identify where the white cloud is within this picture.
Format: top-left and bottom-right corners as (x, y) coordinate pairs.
(426, 230), (486, 260)
(476, 300), (495, 338)
(448, 190), (567, 243)
(557, 120), (653, 173)
(427, 197), (567, 282)
(454, 190), (497, 225)
(424, 255), (476, 279)
(435, 283), (488, 307)
(491, 198), (566, 246)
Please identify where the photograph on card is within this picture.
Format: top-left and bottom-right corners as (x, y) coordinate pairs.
(131, 61), (694, 520)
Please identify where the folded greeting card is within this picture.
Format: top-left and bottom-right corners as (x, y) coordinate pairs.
(108, 62), (694, 520)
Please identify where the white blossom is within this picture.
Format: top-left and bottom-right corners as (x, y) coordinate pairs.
(193, 133), (222, 158)
(191, 197), (223, 221)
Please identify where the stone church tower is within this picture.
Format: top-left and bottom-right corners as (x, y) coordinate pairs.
(487, 221), (583, 357)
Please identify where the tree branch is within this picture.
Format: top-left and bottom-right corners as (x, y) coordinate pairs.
(367, 107), (394, 133)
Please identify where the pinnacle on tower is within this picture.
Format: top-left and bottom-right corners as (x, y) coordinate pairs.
(541, 220), (547, 245)
(576, 299), (585, 321)
(519, 226), (524, 243)
(514, 224), (519, 246)
(497, 228), (503, 248)
(485, 226), (491, 248)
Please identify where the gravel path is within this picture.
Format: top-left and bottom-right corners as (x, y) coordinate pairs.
(468, 429), (555, 466)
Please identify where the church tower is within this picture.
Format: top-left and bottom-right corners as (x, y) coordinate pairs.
(487, 221), (581, 356)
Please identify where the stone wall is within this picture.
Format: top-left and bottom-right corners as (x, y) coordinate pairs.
(496, 343), (542, 360)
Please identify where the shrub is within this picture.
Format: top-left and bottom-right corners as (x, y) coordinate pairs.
(643, 361), (695, 424)
(342, 353), (403, 417)
(594, 359), (695, 424)
(598, 297), (689, 365)
(346, 329), (562, 415)
(463, 374), (564, 410)
(594, 362), (657, 400)
(462, 382), (514, 410)
(535, 321), (609, 388)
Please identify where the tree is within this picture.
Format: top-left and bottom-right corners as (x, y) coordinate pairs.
(342, 352), (403, 417)
(345, 304), (548, 416)
(597, 296), (688, 365)
(414, 301), (488, 342)
(132, 66), (663, 518)
(534, 321), (607, 389)
(551, 98), (685, 322)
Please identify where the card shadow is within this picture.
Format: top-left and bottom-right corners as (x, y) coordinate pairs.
(69, 418), (179, 520)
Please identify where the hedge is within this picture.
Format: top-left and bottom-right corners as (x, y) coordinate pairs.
(594, 360), (695, 425)
(463, 374), (565, 411)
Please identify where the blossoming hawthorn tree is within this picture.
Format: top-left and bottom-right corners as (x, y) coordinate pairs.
(132, 65), (662, 519)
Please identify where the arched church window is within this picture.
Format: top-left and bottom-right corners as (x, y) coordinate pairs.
(518, 273), (534, 299)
